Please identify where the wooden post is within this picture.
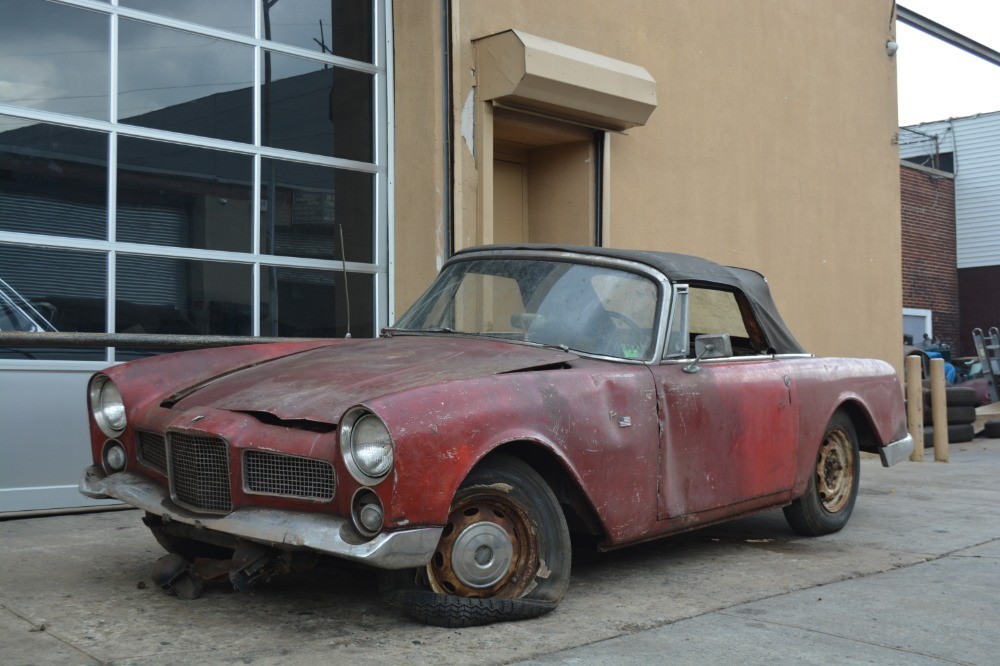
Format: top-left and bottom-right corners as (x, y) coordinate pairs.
(929, 358), (949, 463)
(906, 355), (924, 462)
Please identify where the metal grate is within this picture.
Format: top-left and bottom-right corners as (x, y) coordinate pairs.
(243, 450), (335, 501)
(136, 431), (167, 474)
(168, 432), (232, 513)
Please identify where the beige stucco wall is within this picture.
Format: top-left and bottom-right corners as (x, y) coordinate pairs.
(393, 0), (902, 369)
(390, 1), (448, 315)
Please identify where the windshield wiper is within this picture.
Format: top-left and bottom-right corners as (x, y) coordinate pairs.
(384, 326), (457, 334)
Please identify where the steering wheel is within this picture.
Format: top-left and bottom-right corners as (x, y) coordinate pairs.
(605, 310), (642, 332)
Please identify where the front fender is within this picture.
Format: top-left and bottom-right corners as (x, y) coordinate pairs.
(368, 361), (659, 543)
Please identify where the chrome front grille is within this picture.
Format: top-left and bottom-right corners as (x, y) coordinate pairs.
(136, 431), (167, 474)
(243, 451), (335, 501)
(167, 432), (232, 513)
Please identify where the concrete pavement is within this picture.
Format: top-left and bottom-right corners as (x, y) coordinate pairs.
(2, 436), (999, 665)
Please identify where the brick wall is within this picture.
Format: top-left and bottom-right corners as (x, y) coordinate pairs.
(958, 265), (1000, 356)
(900, 164), (959, 349)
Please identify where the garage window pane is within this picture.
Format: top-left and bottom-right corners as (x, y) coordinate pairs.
(262, 51), (373, 162)
(0, 244), (106, 360)
(264, 0), (373, 63)
(261, 159), (373, 263)
(116, 255), (252, 342)
(261, 268), (371, 338)
(0, 119), (108, 240)
(119, 19), (253, 143)
(120, 0), (254, 36)
(0, 0), (110, 120)
(118, 137), (253, 253)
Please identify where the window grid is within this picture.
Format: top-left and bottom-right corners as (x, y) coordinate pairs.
(0, 0), (390, 361)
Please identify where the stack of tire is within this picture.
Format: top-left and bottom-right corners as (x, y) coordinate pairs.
(922, 386), (977, 446)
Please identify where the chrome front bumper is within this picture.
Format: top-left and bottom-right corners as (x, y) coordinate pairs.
(879, 433), (914, 467)
(80, 466), (441, 569)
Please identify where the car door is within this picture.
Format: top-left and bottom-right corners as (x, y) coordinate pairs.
(651, 285), (799, 521)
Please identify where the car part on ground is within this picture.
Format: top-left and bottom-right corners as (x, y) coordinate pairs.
(984, 420), (1000, 439)
(151, 553), (203, 601)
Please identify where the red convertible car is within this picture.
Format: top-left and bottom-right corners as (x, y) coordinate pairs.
(81, 245), (912, 626)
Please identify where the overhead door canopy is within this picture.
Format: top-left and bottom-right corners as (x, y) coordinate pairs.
(474, 29), (657, 132)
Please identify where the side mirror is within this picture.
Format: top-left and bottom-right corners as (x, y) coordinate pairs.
(682, 334), (733, 374)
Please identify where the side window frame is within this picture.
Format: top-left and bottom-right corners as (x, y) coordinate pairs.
(662, 283), (690, 359)
(664, 283), (770, 360)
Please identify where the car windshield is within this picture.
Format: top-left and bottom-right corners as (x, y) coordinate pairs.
(394, 258), (660, 360)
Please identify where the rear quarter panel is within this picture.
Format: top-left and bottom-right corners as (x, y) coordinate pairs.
(791, 356), (906, 495)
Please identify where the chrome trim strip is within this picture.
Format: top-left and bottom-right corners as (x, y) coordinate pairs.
(879, 433), (914, 468)
(79, 467), (440, 569)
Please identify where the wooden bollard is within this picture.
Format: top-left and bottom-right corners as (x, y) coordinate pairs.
(906, 355), (924, 462)
(929, 358), (949, 463)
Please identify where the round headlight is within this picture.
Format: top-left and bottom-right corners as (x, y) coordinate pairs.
(341, 409), (394, 484)
(352, 414), (394, 477)
(90, 375), (127, 436)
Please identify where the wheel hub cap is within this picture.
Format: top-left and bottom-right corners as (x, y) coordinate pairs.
(451, 522), (514, 589)
(426, 489), (537, 598)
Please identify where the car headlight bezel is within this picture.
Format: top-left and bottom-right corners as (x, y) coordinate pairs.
(89, 374), (127, 437)
(340, 407), (394, 485)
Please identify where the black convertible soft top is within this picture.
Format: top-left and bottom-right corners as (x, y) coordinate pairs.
(453, 244), (806, 355)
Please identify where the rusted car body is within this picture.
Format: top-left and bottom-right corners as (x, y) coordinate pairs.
(81, 245), (912, 626)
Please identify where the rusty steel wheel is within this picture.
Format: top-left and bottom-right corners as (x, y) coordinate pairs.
(379, 453), (571, 627)
(427, 488), (537, 598)
(783, 411), (860, 537)
(815, 427), (855, 513)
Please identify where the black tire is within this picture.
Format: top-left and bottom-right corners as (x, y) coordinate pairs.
(922, 424), (975, 446)
(947, 405), (977, 425)
(984, 420), (1000, 439)
(142, 513), (234, 561)
(380, 454), (571, 627)
(784, 411), (859, 536)
(946, 386), (979, 407)
(922, 405), (977, 426)
(949, 423), (975, 443)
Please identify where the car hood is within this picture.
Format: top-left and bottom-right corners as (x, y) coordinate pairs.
(173, 335), (577, 424)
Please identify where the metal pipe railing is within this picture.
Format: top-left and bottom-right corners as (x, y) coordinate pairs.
(0, 331), (323, 350)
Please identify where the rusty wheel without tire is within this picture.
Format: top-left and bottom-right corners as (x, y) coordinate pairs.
(379, 453), (570, 627)
(783, 411), (860, 536)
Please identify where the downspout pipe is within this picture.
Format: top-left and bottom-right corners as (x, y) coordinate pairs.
(442, 0), (454, 259)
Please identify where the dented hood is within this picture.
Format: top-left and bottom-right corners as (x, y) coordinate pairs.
(173, 336), (577, 424)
